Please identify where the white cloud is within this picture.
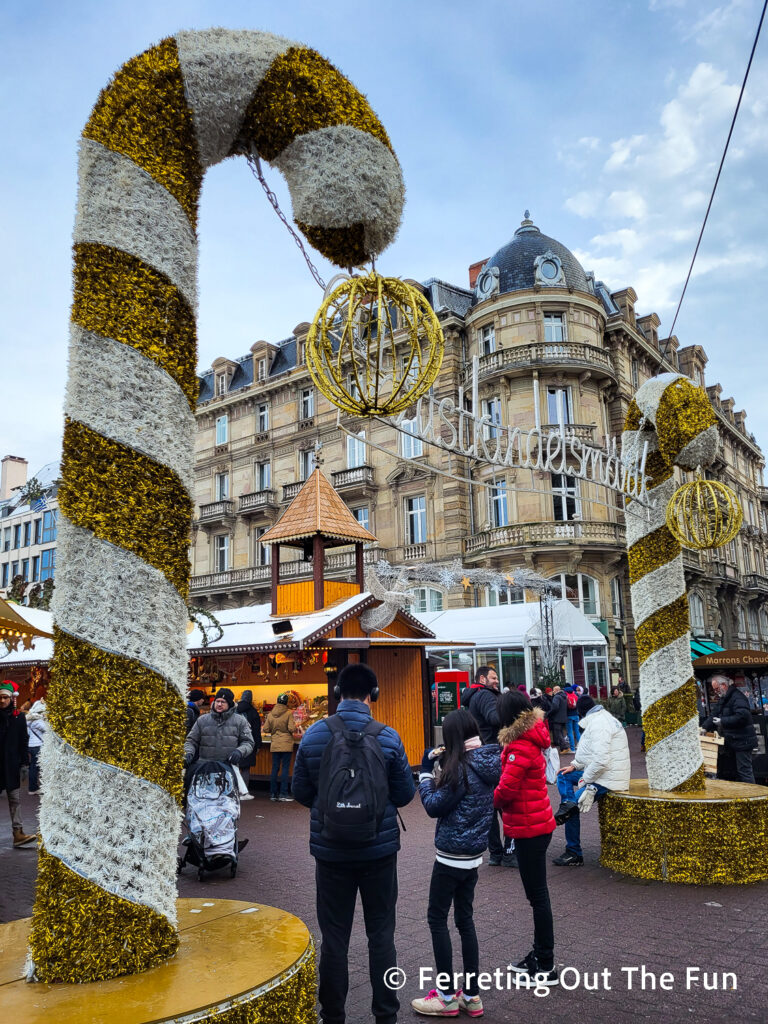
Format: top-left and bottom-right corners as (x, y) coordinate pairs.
(589, 229), (643, 255)
(656, 63), (739, 176)
(606, 190), (647, 220)
(564, 190), (601, 217)
(604, 135), (646, 171)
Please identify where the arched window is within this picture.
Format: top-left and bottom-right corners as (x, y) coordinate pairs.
(413, 587), (443, 614)
(550, 572), (600, 618)
(737, 606), (747, 637)
(689, 593), (705, 634)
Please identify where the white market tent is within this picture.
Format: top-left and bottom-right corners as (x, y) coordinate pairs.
(0, 605), (54, 667)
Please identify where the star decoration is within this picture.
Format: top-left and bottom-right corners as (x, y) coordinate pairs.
(461, 576), (471, 590)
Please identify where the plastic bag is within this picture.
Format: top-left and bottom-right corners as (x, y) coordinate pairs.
(543, 746), (560, 784)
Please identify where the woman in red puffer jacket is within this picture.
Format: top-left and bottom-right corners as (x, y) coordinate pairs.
(494, 690), (558, 986)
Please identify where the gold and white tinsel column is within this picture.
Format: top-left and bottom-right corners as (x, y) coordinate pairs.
(28, 28), (405, 983)
(622, 374), (719, 793)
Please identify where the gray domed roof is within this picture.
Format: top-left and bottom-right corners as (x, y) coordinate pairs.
(475, 214), (590, 301)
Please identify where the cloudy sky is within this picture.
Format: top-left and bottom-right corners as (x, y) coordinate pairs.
(2, 0), (767, 475)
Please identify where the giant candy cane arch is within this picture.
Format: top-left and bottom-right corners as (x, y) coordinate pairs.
(28, 28), (404, 983)
(622, 373), (719, 792)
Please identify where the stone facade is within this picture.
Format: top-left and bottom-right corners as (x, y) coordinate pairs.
(191, 218), (768, 686)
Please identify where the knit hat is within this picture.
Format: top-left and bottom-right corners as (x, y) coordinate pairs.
(240, 689), (253, 703)
(0, 682), (14, 695)
(576, 695), (595, 718)
(188, 689), (206, 703)
(214, 687), (235, 709)
(276, 692), (290, 705)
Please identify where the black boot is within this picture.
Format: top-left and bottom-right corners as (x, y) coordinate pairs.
(553, 800), (579, 826)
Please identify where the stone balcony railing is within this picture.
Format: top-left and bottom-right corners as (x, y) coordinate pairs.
(198, 499), (235, 522)
(332, 465), (375, 491)
(540, 424), (599, 444)
(238, 489), (277, 514)
(759, 486), (768, 504)
(465, 519), (626, 556)
(403, 542), (427, 561)
(282, 481), (305, 502)
(710, 558), (739, 581)
(467, 341), (616, 384)
(744, 573), (768, 594)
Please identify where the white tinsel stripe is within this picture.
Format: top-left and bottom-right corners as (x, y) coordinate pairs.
(645, 718), (703, 792)
(175, 28), (294, 168)
(677, 423), (720, 470)
(65, 326), (196, 497)
(634, 373), (683, 424)
(274, 125), (405, 256)
(630, 559), (685, 631)
(39, 731), (181, 923)
(52, 518), (188, 697)
(625, 475), (676, 548)
(74, 139), (198, 307)
(639, 634), (693, 709)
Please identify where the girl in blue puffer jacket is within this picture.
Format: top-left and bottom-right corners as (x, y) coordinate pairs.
(411, 708), (501, 1019)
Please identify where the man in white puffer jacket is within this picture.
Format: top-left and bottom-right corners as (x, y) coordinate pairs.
(551, 696), (630, 866)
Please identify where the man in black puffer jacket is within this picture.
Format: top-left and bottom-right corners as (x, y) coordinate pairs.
(462, 666), (508, 866)
(701, 675), (757, 783)
(292, 663), (415, 1024)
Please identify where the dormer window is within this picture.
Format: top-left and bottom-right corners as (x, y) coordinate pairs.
(216, 373), (227, 396)
(534, 251), (565, 286)
(257, 357), (267, 381)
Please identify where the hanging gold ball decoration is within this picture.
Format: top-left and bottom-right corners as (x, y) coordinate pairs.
(306, 272), (444, 415)
(666, 474), (743, 550)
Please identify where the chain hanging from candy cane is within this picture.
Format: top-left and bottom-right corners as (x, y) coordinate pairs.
(622, 373), (720, 792)
(28, 28), (404, 984)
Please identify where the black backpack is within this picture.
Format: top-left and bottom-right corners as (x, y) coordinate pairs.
(317, 715), (389, 845)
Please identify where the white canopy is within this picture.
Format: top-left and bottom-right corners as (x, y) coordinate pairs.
(0, 606), (54, 665)
(416, 599), (606, 649)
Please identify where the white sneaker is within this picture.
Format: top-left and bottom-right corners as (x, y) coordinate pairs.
(578, 784), (597, 813)
(240, 793), (254, 801)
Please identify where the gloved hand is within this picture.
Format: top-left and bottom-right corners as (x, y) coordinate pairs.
(183, 754), (193, 768)
(420, 747), (436, 775)
(712, 718), (721, 726)
(228, 751), (242, 766)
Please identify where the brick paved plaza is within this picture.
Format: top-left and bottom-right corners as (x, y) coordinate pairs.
(1, 729), (766, 1024)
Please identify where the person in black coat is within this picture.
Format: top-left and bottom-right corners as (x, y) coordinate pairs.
(0, 683), (35, 847)
(236, 690), (263, 799)
(701, 675), (757, 783)
(546, 687), (569, 752)
(186, 689), (207, 734)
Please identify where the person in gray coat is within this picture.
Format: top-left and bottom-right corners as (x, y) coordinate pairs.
(184, 688), (254, 772)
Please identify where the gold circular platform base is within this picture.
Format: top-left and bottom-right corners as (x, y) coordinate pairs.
(599, 778), (768, 885)
(0, 899), (316, 1024)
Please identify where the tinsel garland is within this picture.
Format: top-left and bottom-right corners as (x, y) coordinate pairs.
(599, 791), (768, 885)
(621, 375), (720, 792)
(372, 557), (559, 596)
(32, 26), (406, 985)
(198, 950), (317, 1024)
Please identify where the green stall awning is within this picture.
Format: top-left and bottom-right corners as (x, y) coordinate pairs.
(690, 638), (725, 658)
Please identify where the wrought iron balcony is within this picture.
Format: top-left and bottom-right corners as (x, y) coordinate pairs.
(468, 341), (617, 385)
(332, 466), (376, 491)
(465, 519), (626, 556)
(238, 489), (278, 515)
(197, 500), (235, 522)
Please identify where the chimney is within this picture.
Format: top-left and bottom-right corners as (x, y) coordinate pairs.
(1, 456), (27, 501)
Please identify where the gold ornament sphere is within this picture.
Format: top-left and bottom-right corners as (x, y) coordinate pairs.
(306, 273), (445, 415)
(666, 475), (743, 550)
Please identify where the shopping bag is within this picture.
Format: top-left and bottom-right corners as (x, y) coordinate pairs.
(544, 746), (560, 784)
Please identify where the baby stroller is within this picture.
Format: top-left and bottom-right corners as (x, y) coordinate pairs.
(178, 760), (247, 880)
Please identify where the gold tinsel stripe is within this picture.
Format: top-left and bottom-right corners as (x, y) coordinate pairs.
(634, 593), (689, 665)
(624, 399), (642, 432)
(83, 37), (201, 225)
(296, 220), (368, 271)
(60, 419), (192, 598)
(236, 46), (393, 162)
(599, 791), (768, 884)
(28, 848), (179, 983)
(643, 449), (673, 489)
(656, 377), (717, 469)
(628, 523), (681, 585)
(672, 765), (706, 793)
(199, 951), (318, 1024)
(643, 677), (698, 751)
(72, 243), (198, 409)
(49, 628), (185, 803)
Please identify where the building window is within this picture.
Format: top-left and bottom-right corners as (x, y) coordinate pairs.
(1, 563), (8, 588)
(553, 572), (600, 617)
(216, 373), (227, 396)
(689, 593), (705, 633)
(346, 431), (367, 469)
(352, 506), (370, 532)
(413, 587), (443, 613)
(543, 313), (566, 343)
(257, 404), (269, 432)
(2, 528), (9, 552)
(737, 606), (747, 636)
(215, 414), (228, 445)
(42, 510), (57, 544)
(487, 586), (524, 606)
(21, 558), (29, 581)
(399, 353), (420, 390)
(10, 561), (18, 580)
(401, 418), (424, 459)
(480, 324), (496, 355)
(213, 534), (229, 572)
(12, 524), (21, 549)
(743, 544), (752, 572)
(32, 555), (40, 582)
(490, 481), (508, 528)
(631, 358), (639, 390)
(760, 608), (768, 638)
(482, 398), (502, 439)
(299, 448), (316, 481)
(214, 472), (229, 501)
(552, 473), (579, 521)
(256, 460), (271, 491)
(405, 495), (427, 544)
(610, 576), (623, 621)
(33, 519), (41, 545)
(300, 388), (314, 419)
(40, 548), (56, 581)
(347, 374), (361, 401)
(546, 387), (572, 427)
(748, 607), (759, 639)
(23, 522), (31, 547)
(255, 527), (271, 566)
(257, 357), (267, 381)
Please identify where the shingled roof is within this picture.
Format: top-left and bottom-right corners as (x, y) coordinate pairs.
(259, 469), (378, 547)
